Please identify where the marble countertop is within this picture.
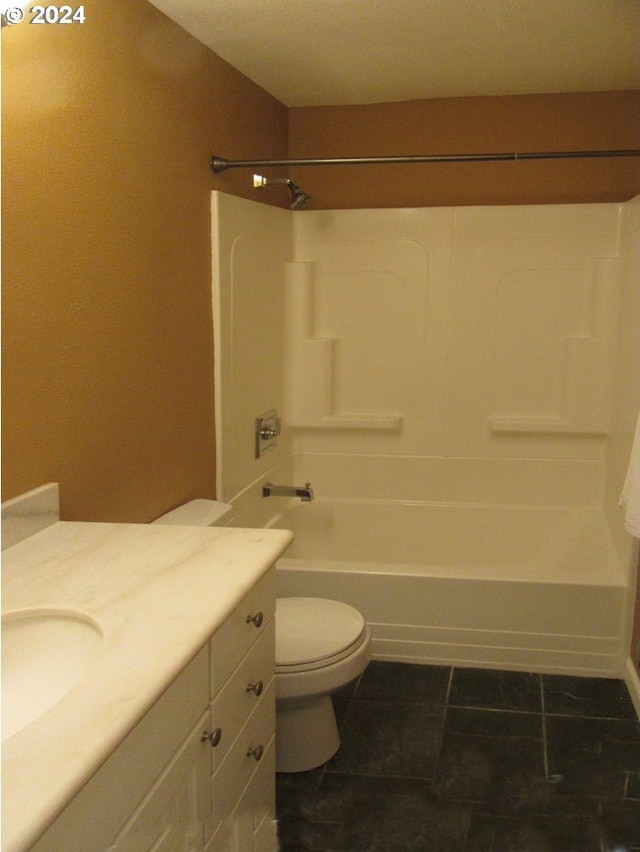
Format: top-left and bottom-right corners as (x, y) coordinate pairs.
(1, 520), (293, 852)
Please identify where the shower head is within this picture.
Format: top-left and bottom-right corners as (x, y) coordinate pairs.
(253, 174), (311, 210)
(288, 182), (312, 210)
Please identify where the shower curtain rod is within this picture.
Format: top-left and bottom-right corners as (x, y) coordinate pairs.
(210, 148), (640, 173)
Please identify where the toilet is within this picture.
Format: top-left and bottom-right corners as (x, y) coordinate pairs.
(153, 499), (372, 773)
(275, 596), (371, 772)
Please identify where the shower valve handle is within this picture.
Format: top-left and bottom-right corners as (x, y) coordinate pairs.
(259, 426), (278, 440)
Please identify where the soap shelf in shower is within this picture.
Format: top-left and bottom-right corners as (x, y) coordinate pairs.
(315, 414), (403, 430)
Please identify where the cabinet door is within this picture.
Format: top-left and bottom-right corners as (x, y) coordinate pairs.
(204, 739), (277, 852)
(205, 806), (253, 852)
(32, 648), (210, 852)
(254, 814), (279, 852)
(112, 711), (211, 852)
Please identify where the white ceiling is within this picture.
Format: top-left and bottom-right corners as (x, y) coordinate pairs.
(147, 0), (640, 107)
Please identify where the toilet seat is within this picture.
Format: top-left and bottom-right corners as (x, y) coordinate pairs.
(276, 597), (367, 673)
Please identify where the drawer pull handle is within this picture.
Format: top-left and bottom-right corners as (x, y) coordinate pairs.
(201, 728), (222, 747)
(247, 744), (264, 762)
(246, 679), (264, 696)
(246, 611), (264, 628)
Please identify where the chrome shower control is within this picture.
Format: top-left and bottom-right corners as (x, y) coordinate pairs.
(255, 409), (280, 458)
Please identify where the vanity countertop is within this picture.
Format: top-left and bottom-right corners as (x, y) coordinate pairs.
(1, 520), (293, 852)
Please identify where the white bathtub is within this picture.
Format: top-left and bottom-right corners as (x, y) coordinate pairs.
(267, 500), (628, 677)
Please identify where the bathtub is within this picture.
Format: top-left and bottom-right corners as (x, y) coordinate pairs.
(267, 500), (628, 677)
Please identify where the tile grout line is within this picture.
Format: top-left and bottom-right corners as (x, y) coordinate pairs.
(540, 673), (550, 781)
(431, 666), (454, 784)
(443, 667), (492, 852)
(444, 665), (455, 705)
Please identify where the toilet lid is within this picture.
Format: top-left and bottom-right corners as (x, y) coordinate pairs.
(276, 597), (366, 667)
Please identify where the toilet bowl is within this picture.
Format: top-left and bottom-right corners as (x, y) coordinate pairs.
(153, 500), (372, 773)
(275, 596), (371, 772)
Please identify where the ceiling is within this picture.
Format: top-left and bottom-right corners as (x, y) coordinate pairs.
(147, 0), (640, 107)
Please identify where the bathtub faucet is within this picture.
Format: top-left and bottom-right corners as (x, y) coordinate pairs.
(262, 481), (314, 502)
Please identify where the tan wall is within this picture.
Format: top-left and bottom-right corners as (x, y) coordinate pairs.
(3, 2), (638, 525)
(1, 0), (288, 521)
(289, 92), (640, 209)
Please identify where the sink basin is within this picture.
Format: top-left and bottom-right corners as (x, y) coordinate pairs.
(2, 609), (103, 741)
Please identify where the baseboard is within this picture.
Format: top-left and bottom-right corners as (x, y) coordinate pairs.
(624, 656), (640, 718)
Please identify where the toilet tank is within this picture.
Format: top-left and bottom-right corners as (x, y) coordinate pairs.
(153, 499), (235, 527)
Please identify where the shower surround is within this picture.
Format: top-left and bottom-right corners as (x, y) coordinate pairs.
(211, 193), (639, 686)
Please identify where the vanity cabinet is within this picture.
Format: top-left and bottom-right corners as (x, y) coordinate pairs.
(30, 568), (278, 852)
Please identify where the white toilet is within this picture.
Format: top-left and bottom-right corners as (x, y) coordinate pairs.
(153, 499), (372, 773)
(275, 596), (371, 772)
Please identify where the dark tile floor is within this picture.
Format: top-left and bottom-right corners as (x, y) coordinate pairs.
(276, 662), (640, 852)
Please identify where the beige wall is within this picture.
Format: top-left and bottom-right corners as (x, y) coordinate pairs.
(2, 1), (638, 524)
(289, 92), (640, 209)
(1, 0), (288, 521)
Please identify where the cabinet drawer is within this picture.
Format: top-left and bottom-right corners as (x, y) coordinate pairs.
(211, 680), (276, 828)
(210, 619), (274, 769)
(210, 568), (275, 692)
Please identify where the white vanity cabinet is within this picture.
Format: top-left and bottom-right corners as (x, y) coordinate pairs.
(30, 567), (278, 852)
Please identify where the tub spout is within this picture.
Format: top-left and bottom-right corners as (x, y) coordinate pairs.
(262, 482), (314, 502)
